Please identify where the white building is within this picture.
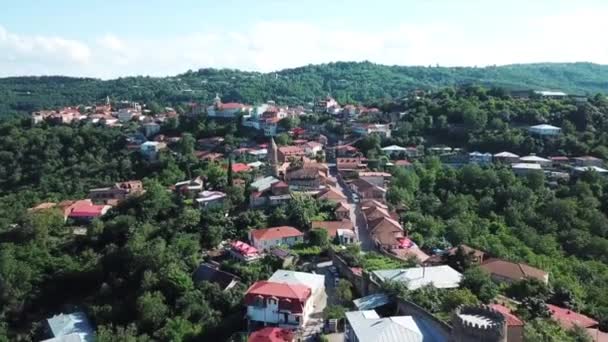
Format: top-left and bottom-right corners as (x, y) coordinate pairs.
(529, 124), (561, 136)
(382, 145), (408, 157)
(493, 151), (520, 164)
(195, 190), (227, 209)
(345, 310), (446, 342)
(117, 108), (138, 122)
(305, 141), (324, 156)
(207, 94), (252, 118)
(268, 270), (325, 301)
(512, 163), (542, 176)
(249, 226), (304, 251)
(44, 312), (94, 342)
(140, 141), (165, 160)
(534, 90), (568, 99)
(573, 166), (608, 175)
(469, 152), (493, 165)
(519, 155), (552, 167)
(245, 281), (314, 327)
(371, 266), (462, 290)
(353, 124), (392, 138)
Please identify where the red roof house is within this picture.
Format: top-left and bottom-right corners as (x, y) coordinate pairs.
(245, 281), (311, 314)
(249, 226), (304, 250)
(231, 163), (251, 173)
(67, 200), (110, 221)
(248, 327), (294, 342)
(229, 241), (261, 262)
(491, 304), (524, 327)
(548, 304), (598, 330)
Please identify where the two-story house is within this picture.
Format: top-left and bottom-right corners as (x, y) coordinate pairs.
(249, 226), (304, 250)
(245, 281), (313, 328)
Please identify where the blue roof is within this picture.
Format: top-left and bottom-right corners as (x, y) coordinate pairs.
(46, 312), (94, 342)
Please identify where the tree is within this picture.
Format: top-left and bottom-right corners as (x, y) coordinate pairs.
(137, 291), (169, 331)
(96, 324), (150, 342)
(441, 288), (479, 312)
(227, 157), (233, 187)
(157, 317), (201, 342)
(506, 279), (550, 301)
(335, 279), (353, 304)
(524, 318), (575, 342)
(278, 116), (300, 130)
(309, 228), (329, 247)
(460, 267), (498, 303)
(323, 305), (346, 320)
(274, 133), (291, 146)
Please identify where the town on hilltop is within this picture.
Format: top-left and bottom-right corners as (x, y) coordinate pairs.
(2, 85), (608, 342)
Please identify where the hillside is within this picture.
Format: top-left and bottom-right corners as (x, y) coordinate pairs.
(0, 62), (607, 116)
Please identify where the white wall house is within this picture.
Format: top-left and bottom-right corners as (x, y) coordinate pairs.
(353, 124), (391, 138)
(249, 226), (304, 250)
(245, 281), (313, 327)
(469, 152), (493, 165)
(529, 124), (561, 136)
(268, 270), (325, 301)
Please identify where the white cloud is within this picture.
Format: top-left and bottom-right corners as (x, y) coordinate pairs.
(0, 25), (91, 74)
(0, 8), (607, 79)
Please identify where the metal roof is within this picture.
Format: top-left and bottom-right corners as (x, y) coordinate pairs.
(372, 266), (462, 290)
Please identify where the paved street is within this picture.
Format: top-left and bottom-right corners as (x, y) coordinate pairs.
(331, 166), (375, 251)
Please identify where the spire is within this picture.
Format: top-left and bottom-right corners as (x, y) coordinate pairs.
(106, 96), (110, 105)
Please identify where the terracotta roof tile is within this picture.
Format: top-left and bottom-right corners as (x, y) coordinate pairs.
(490, 304), (524, 327)
(250, 226), (303, 241)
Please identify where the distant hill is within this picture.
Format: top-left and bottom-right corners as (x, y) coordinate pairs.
(0, 61), (607, 117)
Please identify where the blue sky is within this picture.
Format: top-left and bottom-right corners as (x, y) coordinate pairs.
(0, 0), (606, 78)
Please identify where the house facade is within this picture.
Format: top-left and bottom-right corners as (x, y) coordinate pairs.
(529, 124), (561, 136)
(249, 226), (304, 250)
(88, 181), (144, 204)
(245, 281), (313, 327)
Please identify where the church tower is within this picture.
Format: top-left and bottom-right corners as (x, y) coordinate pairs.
(268, 137), (279, 177)
(213, 93), (222, 108)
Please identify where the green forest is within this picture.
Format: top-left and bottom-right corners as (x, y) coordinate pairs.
(2, 83), (608, 341)
(0, 62), (607, 118)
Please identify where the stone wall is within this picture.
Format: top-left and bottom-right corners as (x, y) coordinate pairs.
(396, 298), (452, 340)
(451, 305), (507, 342)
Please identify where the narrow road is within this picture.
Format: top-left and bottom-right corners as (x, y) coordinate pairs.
(330, 166), (375, 251)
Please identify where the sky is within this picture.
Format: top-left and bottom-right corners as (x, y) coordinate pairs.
(0, 0), (607, 79)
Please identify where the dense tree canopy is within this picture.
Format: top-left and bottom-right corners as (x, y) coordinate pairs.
(1, 62), (607, 117)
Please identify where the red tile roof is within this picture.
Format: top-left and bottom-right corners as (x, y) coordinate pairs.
(248, 327), (294, 342)
(480, 259), (548, 283)
(311, 219), (354, 237)
(220, 102), (246, 110)
(335, 201), (351, 212)
(245, 281), (311, 313)
(231, 163), (251, 173)
(490, 304), (524, 327)
(271, 181), (289, 188)
(394, 160), (412, 166)
(250, 226), (303, 241)
(68, 200), (108, 218)
(317, 187), (347, 201)
(231, 241), (259, 257)
(278, 146), (305, 154)
(548, 304), (598, 330)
